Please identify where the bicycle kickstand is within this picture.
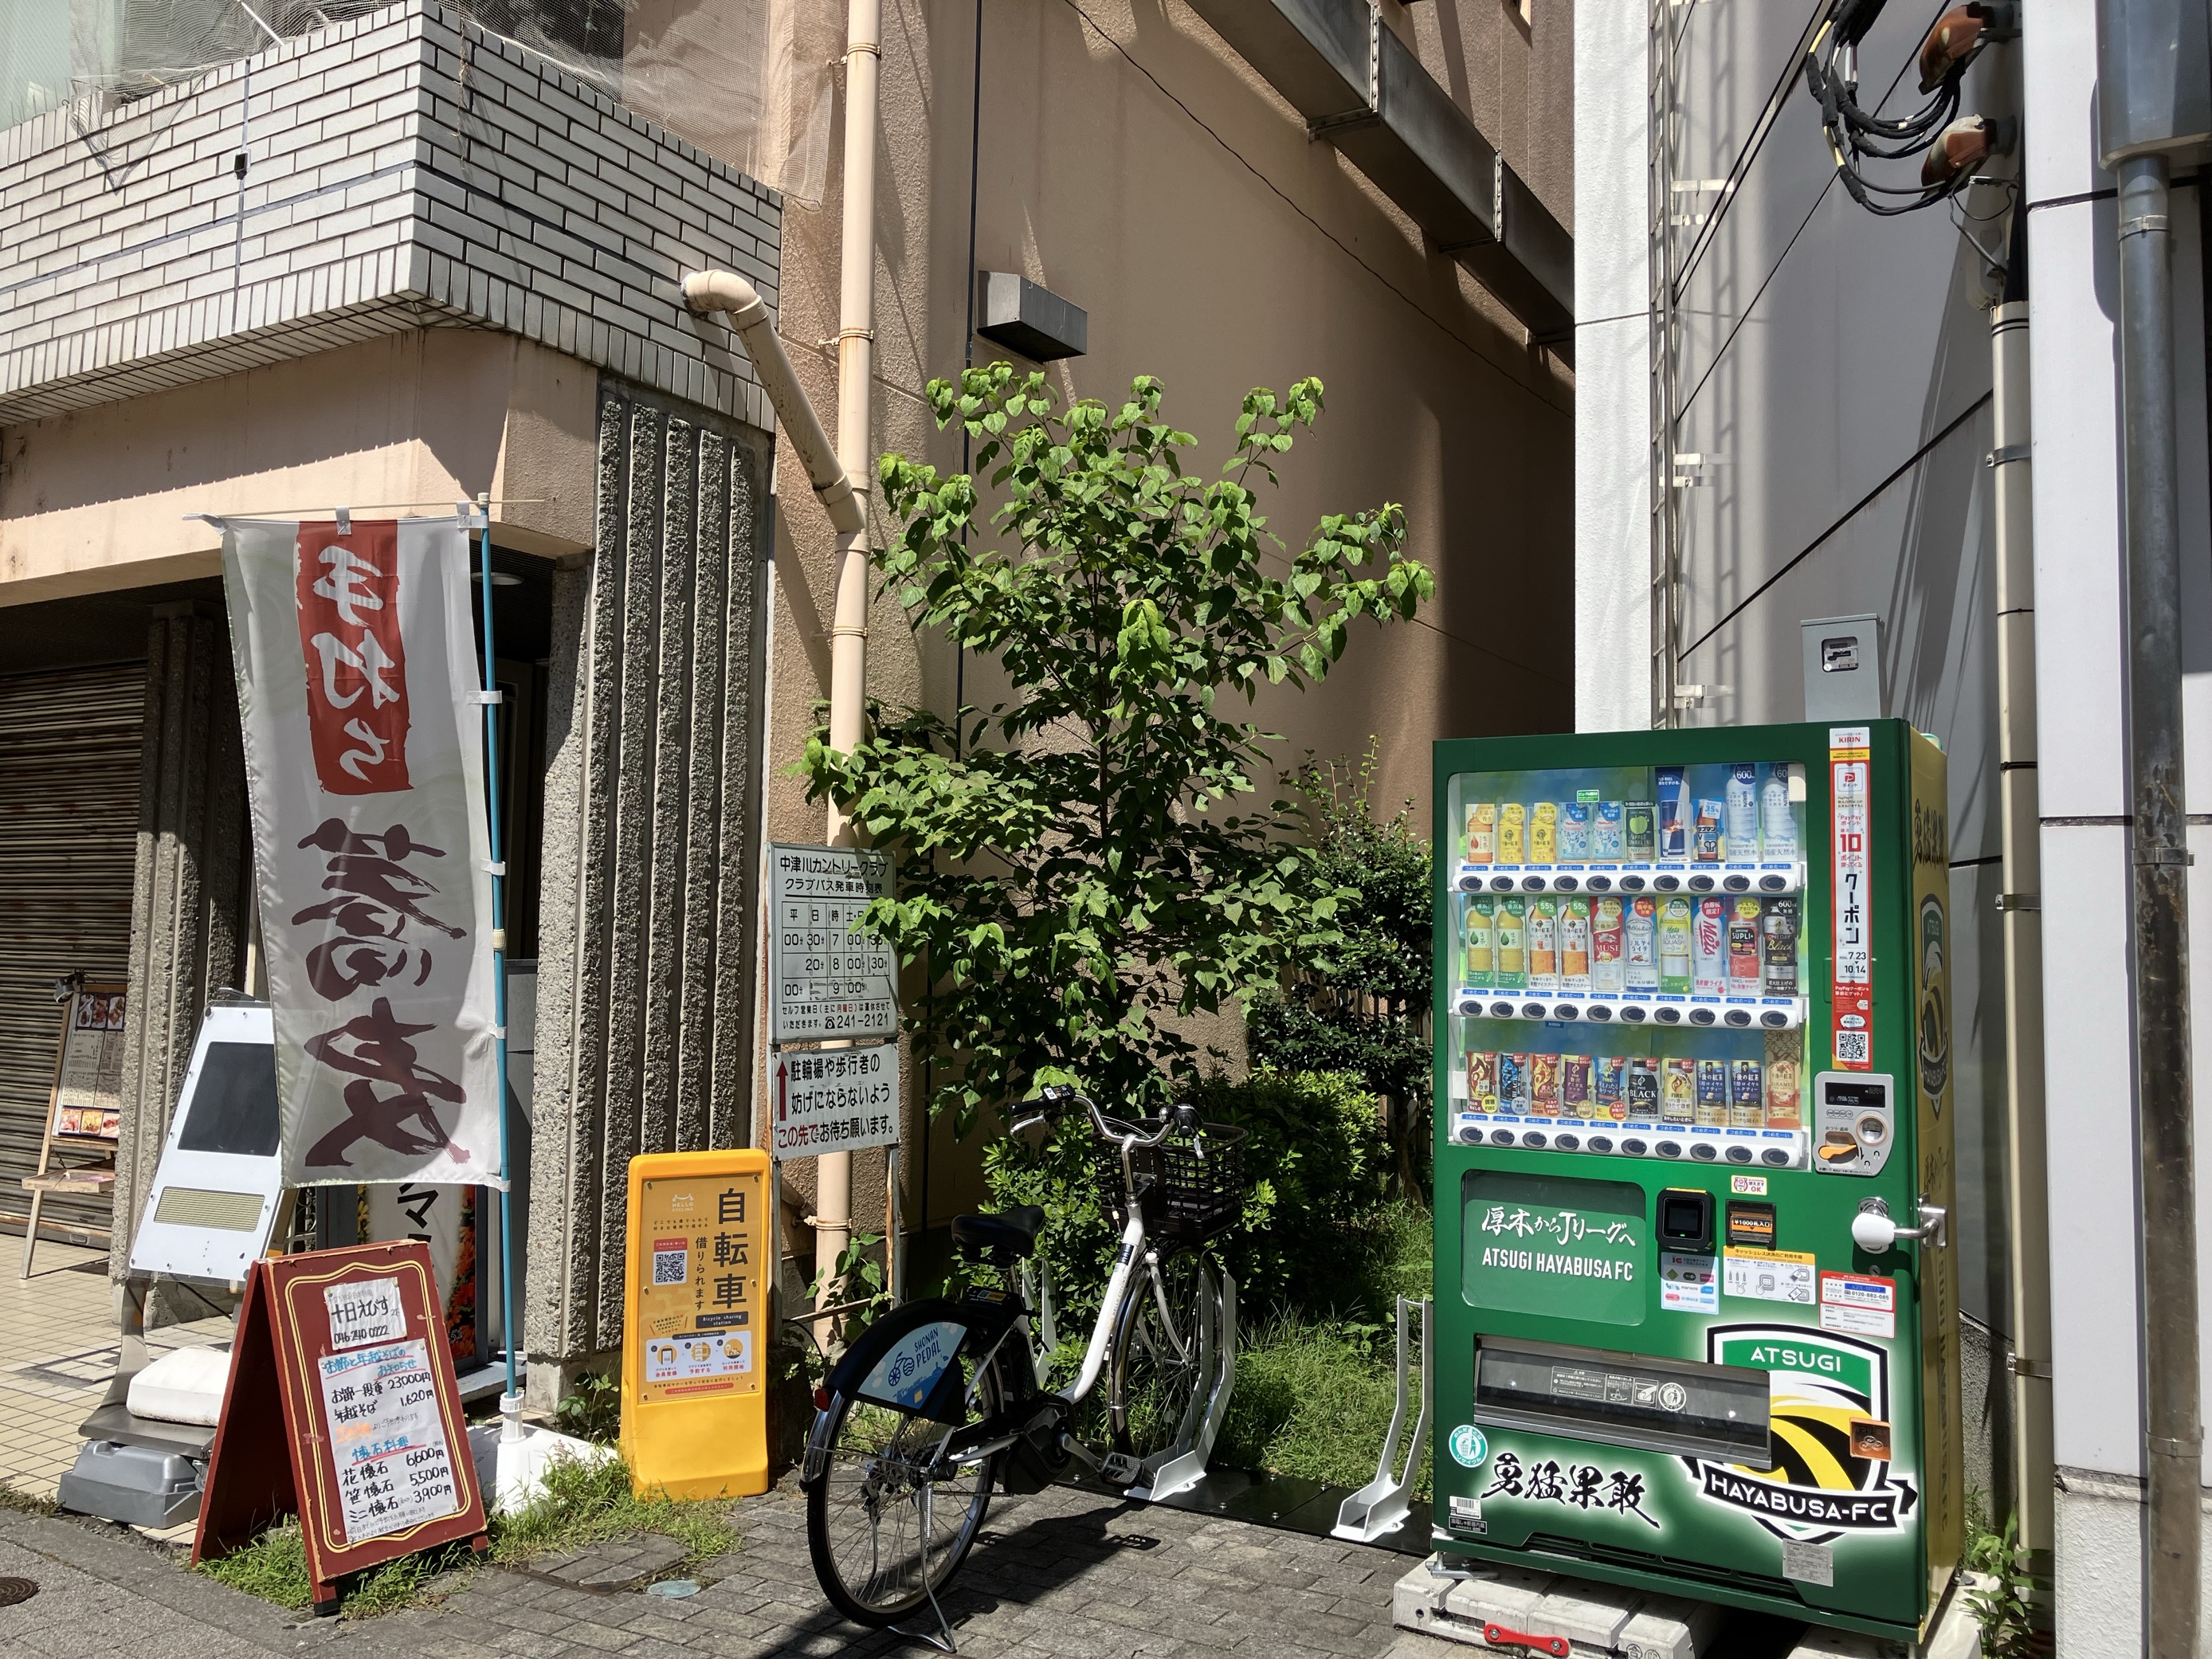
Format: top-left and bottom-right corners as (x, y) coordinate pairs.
(889, 1481), (959, 1654)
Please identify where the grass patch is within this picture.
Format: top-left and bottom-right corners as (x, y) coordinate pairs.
(0, 1481), (57, 1516)
(198, 1450), (737, 1619)
(1221, 1197), (1434, 1496)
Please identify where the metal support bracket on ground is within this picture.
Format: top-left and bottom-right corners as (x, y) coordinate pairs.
(1334, 1295), (1432, 1543)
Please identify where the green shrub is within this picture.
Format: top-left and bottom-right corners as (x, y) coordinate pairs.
(981, 1068), (1394, 1332)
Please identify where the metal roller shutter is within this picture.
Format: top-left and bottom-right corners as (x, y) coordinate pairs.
(0, 661), (144, 1243)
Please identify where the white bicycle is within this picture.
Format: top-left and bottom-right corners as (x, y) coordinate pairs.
(801, 1085), (1243, 1631)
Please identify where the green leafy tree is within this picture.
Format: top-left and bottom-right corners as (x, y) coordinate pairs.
(1246, 745), (1434, 1198)
(805, 366), (1432, 1131)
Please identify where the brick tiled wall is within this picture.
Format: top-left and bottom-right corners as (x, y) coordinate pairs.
(0, 0), (780, 427)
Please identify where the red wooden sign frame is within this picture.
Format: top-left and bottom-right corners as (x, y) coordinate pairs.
(192, 1241), (487, 1613)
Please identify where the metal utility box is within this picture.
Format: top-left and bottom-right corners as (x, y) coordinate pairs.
(1430, 721), (1959, 1645)
(1800, 615), (1885, 722)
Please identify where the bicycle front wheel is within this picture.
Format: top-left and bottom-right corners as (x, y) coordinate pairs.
(806, 1359), (1001, 1627)
(1108, 1248), (1214, 1463)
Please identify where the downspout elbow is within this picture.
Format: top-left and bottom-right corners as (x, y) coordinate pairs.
(683, 269), (868, 537)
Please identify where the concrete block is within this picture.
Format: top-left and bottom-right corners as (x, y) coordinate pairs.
(1393, 1555), (1720, 1659)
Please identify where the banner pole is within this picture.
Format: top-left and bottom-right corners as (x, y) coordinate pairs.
(474, 492), (519, 1407)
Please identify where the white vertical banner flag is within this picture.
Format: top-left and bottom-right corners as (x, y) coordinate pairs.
(221, 516), (504, 1188)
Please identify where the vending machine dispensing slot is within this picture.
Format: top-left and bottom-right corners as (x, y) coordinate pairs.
(1473, 1336), (1773, 1465)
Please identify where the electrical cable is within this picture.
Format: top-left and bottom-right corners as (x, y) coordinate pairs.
(1800, 0), (1988, 217)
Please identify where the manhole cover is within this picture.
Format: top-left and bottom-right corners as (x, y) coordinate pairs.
(0, 1577), (37, 1608)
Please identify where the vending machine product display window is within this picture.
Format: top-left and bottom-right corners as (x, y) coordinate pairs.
(1430, 722), (1960, 1645)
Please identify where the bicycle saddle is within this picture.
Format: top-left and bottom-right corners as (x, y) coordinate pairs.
(950, 1206), (1045, 1257)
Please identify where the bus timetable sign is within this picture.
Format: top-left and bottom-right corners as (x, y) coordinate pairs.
(770, 844), (896, 1042)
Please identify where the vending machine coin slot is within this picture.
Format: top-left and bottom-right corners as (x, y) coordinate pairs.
(1811, 1071), (1895, 1176)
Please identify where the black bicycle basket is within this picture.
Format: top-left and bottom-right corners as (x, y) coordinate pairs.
(1090, 1121), (1247, 1244)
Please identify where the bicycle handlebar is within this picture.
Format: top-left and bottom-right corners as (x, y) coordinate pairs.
(1010, 1085), (1189, 1152)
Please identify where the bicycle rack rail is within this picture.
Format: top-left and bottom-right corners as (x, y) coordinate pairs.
(1129, 1260), (1239, 1504)
(1332, 1296), (1432, 1543)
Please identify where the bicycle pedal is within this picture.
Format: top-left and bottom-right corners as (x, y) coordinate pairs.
(1100, 1453), (1143, 1486)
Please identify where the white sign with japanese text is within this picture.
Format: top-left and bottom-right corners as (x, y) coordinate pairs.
(770, 844), (896, 1042)
(316, 1337), (462, 1544)
(767, 1041), (900, 1159)
(1829, 726), (1873, 1070)
(222, 517), (501, 1188)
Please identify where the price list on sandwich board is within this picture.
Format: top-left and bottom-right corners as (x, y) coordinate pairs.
(770, 844), (896, 1042)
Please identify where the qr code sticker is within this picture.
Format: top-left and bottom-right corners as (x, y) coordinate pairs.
(1834, 1031), (1869, 1064)
(653, 1245), (688, 1286)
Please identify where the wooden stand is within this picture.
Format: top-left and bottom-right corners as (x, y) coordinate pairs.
(193, 1242), (488, 1612)
(20, 982), (124, 1277)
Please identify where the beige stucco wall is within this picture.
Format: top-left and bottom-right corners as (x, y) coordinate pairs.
(0, 331), (598, 606)
(755, 0), (1574, 873)
(751, 0), (1575, 1226)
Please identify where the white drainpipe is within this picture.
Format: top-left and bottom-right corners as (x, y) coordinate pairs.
(682, 0), (883, 1325)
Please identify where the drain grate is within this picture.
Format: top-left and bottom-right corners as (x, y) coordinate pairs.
(0, 1577), (37, 1608)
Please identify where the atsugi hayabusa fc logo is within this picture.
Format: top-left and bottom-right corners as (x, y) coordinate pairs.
(1687, 1324), (1917, 1543)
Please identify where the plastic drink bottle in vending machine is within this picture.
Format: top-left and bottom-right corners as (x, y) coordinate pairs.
(1464, 896), (1496, 987)
(1659, 897), (1694, 995)
(1693, 799), (1725, 864)
(1527, 898), (1560, 993)
(1764, 1048), (1802, 1129)
(1692, 896), (1728, 998)
(1727, 763), (1759, 857)
(1655, 768), (1689, 861)
(1559, 897), (1592, 994)
(1727, 897), (1763, 996)
(1594, 801), (1626, 861)
(1465, 802), (1496, 865)
(1591, 896), (1626, 994)
(1530, 802), (1559, 865)
(1560, 801), (1591, 864)
(1498, 802), (1527, 865)
(1628, 896), (1662, 993)
(1496, 896), (1528, 990)
(1760, 763), (1796, 860)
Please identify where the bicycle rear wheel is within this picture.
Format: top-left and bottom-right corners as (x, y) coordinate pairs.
(1108, 1249), (1214, 1462)
(806, 1359), (1001, 1627)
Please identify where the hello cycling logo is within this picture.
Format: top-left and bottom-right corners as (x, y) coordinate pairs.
(1687, 1325), (1917, 1543)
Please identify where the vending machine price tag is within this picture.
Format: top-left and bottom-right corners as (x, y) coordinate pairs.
(1829, 728), (1873, 1069)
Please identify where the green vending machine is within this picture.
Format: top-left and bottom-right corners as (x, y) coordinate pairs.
(1430, 721), (1960, 1645)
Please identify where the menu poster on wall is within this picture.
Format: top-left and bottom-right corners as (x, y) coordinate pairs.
(193, 1241), (485, 1613)
(50, 982), (127, 1139)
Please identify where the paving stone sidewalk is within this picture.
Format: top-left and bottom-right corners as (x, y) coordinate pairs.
(0, 1480), (1438, 1659)
(390, 1478), (1419, 1659)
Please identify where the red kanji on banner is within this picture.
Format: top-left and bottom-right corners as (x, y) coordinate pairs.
(295, 522), (411, 794)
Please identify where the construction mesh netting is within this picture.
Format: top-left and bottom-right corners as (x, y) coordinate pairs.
(2, 0), (833, 205)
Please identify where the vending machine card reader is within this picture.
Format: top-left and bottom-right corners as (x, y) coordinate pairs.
(1430, 722), (1960, 1647)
